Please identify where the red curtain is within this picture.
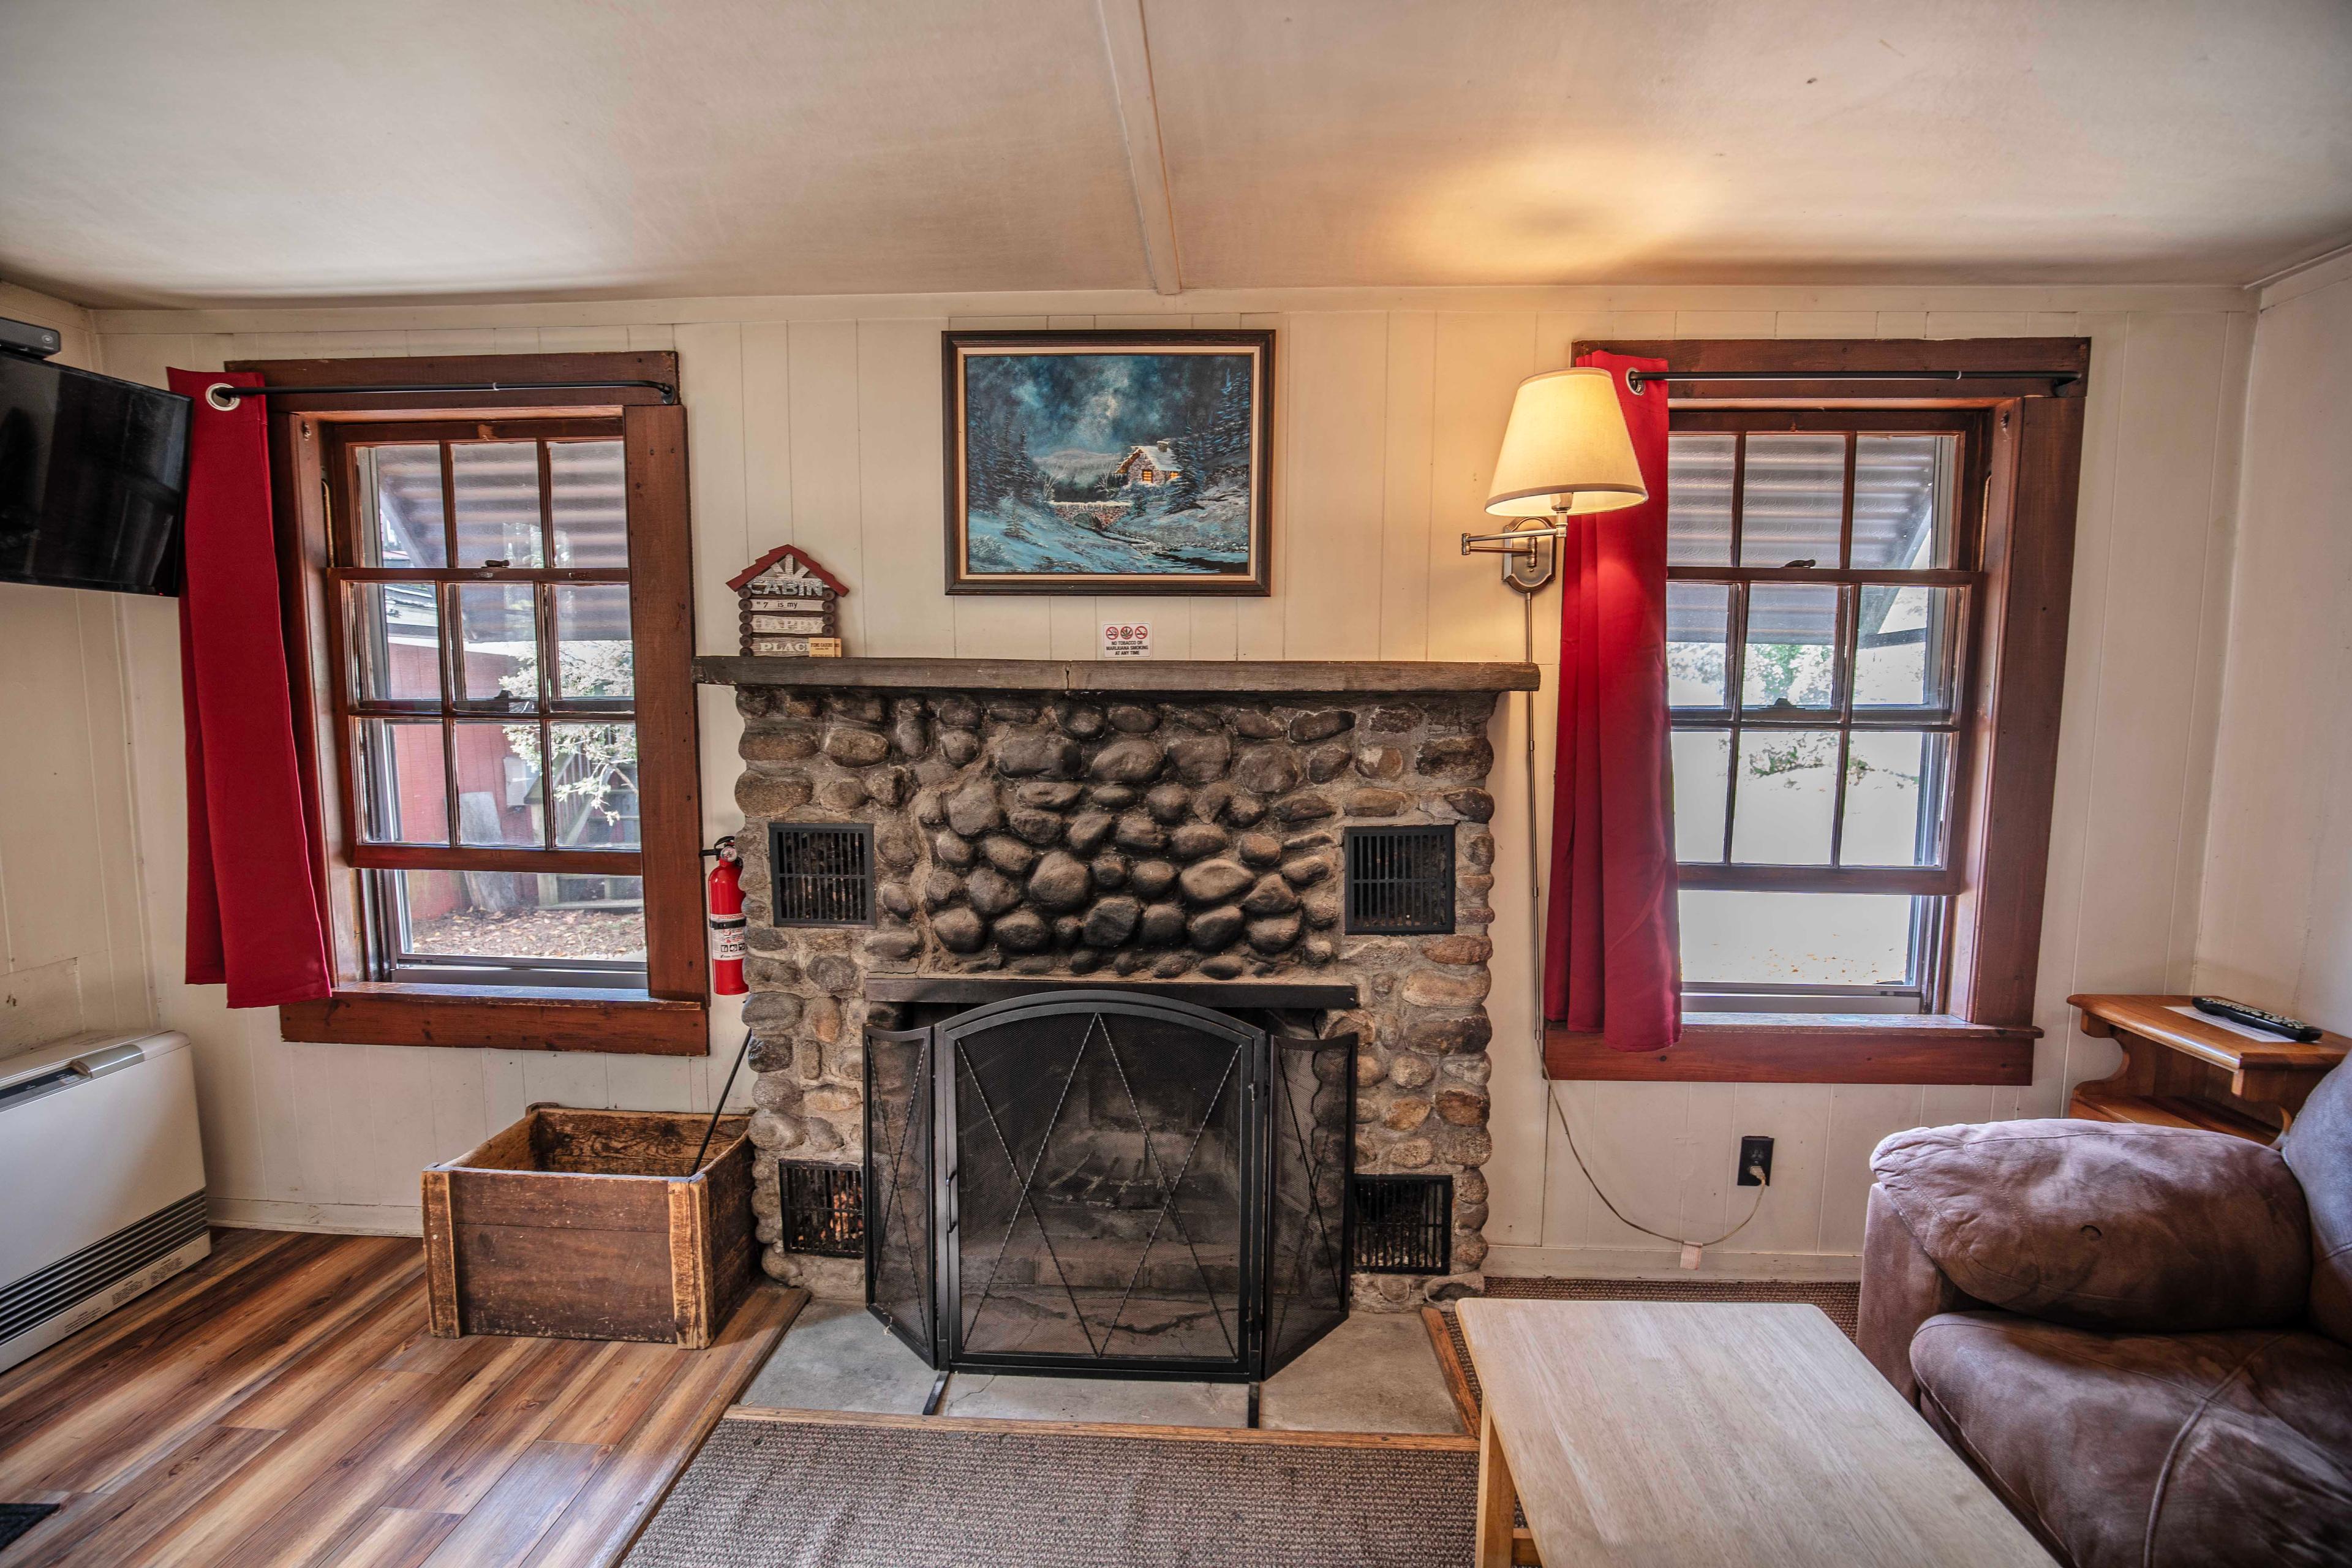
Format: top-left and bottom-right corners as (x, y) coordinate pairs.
(1542, 352), (1681, 1054)
(169, 369), (331, 1006)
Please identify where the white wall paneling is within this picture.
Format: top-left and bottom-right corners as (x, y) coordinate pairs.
(77, 281), (2256, 1261)
(0, 282), (153, 1055)
(2192, 257), (2352, 1028)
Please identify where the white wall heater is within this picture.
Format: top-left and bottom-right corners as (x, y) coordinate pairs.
(0, 1030), (209, 1375)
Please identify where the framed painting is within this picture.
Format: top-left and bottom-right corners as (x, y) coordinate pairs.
(943, 330), (1274, 595)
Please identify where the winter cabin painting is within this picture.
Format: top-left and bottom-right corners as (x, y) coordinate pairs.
(944, 330), (1274, 595)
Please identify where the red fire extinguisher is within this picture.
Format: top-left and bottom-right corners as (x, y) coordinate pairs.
(707, 837), (747, 997)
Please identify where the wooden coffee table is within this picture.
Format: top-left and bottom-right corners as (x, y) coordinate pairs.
(1453, 1300), (2055, 1567)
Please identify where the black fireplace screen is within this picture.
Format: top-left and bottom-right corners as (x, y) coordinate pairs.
(865, 990), (1354, 1382)
(863, 1025), (935, 1363)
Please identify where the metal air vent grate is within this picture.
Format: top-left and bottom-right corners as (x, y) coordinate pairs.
(779, 1161), (864, 1257)
(1351, 1174), (1452, 1275)
(1343, 825), (1455, 935)
(767, 821), (875, 926)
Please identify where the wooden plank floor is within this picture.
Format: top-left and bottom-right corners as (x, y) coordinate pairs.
(0, 1229), (803, 1567)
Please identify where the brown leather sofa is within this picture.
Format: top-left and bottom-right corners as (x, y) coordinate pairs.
(1858, 1060), (2352, 1568)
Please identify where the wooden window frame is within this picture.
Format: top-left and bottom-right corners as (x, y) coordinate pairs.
(1668, 408), (1985, 1017)
(246, 353), (709, 1055)
(1546, 339), (2090, 1085)
(328, 417), (645, 989)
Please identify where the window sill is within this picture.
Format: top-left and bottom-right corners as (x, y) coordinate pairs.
(280, 984), (709, 1056)
(1543, 1013), (2037, 1085)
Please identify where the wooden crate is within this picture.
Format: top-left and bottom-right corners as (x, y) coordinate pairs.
(421, 1106), (756, 1348)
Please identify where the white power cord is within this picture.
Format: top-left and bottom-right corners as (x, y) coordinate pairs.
(1521, 593), (1767, 1259)
(1549, 1085), (1768, 1253)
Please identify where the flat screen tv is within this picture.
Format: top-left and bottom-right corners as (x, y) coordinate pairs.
(0, 352), (192, 596)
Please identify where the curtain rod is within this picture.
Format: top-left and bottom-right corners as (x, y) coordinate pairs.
(201, 378), (677, 411)
(1621, 368), (2078, 393)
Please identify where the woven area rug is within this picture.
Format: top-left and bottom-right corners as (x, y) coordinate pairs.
(1439, 1277), (1861, 1411)
(624, 1414), (1476, 1568)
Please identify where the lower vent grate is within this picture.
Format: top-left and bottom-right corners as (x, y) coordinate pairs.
(780, 1161), (864, 1257)
(1351, 1174), (1451, 1275)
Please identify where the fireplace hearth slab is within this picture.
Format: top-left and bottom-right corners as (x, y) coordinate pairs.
(740, 1300), (941, 1415)
(938, 1372), (1250, 1428)
(695, 655), (1541, 695)
(1256, 1311), (1464, 1435)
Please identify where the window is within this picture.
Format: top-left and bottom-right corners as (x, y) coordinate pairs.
(244, 352), (706, 1055)
(331, 421), (646, 989)
(1545, 337), (2091, 1085)
(1667, 415), (1980, 1013)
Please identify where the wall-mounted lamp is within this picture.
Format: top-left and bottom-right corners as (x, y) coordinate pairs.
(1461, 366), (1648, 592)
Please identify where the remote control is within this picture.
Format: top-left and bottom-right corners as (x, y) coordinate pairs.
(2192, 997), (2324, 1042)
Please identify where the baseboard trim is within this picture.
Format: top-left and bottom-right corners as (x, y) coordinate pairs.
(209, 1198), (422, 1237)
(1483, 1243), (1862, 1282)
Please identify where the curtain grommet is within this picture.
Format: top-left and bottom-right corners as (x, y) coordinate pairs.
(204, 383), (242, 412)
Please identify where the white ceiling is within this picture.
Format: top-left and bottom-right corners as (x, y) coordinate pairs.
(2, 0), (2346, 309)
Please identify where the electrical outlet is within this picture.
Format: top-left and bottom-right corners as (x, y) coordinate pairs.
(1738, 1135), (1774, 1187)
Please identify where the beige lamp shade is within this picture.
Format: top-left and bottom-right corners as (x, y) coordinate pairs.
(1483, 366), (1648, 519)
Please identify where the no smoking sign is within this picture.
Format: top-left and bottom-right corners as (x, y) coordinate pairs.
(1099, 620), (1153, 658)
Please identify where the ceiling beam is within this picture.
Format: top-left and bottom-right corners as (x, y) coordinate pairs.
(1095, 0), (1184, 298)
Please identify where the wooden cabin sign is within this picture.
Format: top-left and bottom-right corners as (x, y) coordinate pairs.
(729, 545), (848, 657)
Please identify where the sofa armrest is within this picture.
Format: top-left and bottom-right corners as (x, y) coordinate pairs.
(1869, 1118), (2312, 1333)
(1858, 1183), (1978, 1402)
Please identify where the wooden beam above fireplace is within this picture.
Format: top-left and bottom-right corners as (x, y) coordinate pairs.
(693, 657), (1542, 695)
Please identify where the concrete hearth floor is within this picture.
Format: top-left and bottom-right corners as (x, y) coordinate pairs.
(736, 1301), (1461, 1434)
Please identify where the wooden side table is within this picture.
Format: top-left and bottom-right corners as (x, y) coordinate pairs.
(2067, 993), (2347, 1142)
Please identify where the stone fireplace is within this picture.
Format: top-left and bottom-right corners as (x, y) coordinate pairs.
(696, 656), (1534, 1324)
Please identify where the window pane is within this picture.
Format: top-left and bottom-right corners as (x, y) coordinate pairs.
(550, 440), (628, 566)
(1732, 728), (1839, 864)
(357, 718), (448, 845)
(550, 722), (640, 849)
(453, 720), (545, 847)
(1742, 584), (1839, 709)
(554, 584), (634, 701)
(1679, 890), (1917, 986)
(1666, 433), (1733, 565)
(1854, 585), (1956, 710)
(348, 582), (442, 704)
(1670, 729), (1730, 862)
(1852, 434), (1955, 570)
(393, 870), (646, 964)
(1842, 730), (1945, 867)
(354, 443), (445, 567)
(1665, 581), (1730, 708)
(451, 442), (544, 567)
(1740, 433), (1845, 567)
(454, 582), (540, 707)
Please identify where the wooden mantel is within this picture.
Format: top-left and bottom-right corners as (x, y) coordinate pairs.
(694, 656), (1542, 695)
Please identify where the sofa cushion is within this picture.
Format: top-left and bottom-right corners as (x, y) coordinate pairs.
(1910, 1313), (2352, 1568)
(1872, 1120), (2309, 1332)
(2280, 1059), (2352, 1344)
